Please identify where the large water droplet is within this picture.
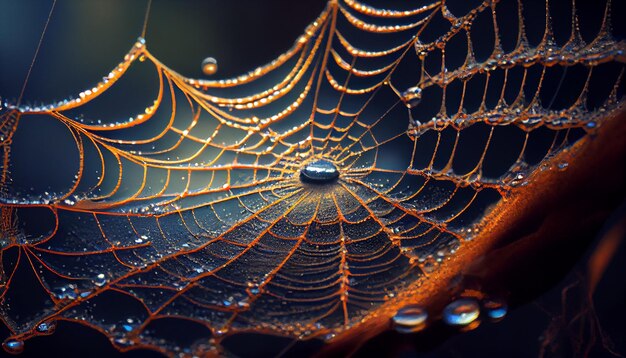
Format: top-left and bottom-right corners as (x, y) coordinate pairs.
(202, 57), (218, 76)
(392, 304), (428, 333)
(2, 339), (24, 354)
(483, 298), (507, 321)
(442, 298), (480, 326)
(300, 160), (339, 184)
(94, 273), (107, 287)
(401, 86), (422, 108)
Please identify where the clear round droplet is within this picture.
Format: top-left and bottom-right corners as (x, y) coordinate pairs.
(483, 298), (508, 321)
(442, 298), (480, 326)
(94, 273), (107, 287)
(2, 339), (24, 355)
(401, 86), (422, 108)
(202, 57), (218, 75)
(300, 159), (339, 184)
(392, 304), (428, 333)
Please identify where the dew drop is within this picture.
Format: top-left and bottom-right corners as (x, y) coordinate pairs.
(36, 320), (57, 334)
(201, 57), (218, 76)
(392, 304), (428, 333)
(249, 287), (260, 295)
(300, 159), (339, 184)
(442, 298), (480, 326)
(324, 333), (336, 341)
(401, 86), (422, 108)
(2, 339), (24, 354)
(113, 337), (133, 347)
(214, 328), (228, 337)
(94, 273), (107, 287)
(483, 298), (508, 321)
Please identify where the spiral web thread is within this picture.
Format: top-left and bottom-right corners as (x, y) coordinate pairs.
(0, 0), (624, 355)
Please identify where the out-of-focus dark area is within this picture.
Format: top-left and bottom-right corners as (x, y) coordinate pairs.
(0, 0), (624, 357)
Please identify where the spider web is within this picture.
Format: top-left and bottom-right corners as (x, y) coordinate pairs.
(0, 0), (624, 355)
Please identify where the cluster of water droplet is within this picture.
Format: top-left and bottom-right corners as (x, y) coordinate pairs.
(392, 296), (508, 334)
